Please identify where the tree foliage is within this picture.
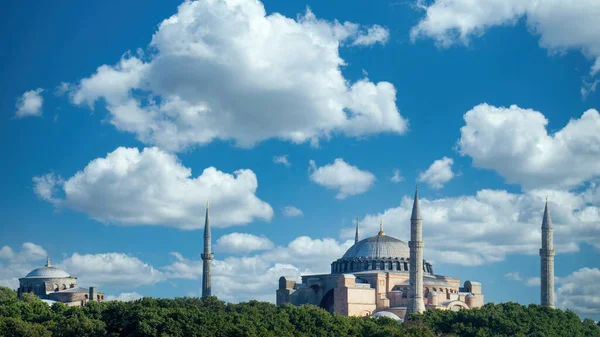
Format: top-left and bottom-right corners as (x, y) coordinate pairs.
(0, 287), (598, 337)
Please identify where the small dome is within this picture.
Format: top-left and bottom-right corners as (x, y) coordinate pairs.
(342, 235), (409, 259)
(25, 267), (70, 278)
(371, 311), (403, 321)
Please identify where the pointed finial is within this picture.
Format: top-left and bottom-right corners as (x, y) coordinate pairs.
(545, 195), (548, 203)
(354, 217), (360, 244)
(542, 198), (552, 229)
(378, 219), (385, 236)
(45, 256), (51, 267)
(206, 200), (209, 209)
(411, 185), (422, 221)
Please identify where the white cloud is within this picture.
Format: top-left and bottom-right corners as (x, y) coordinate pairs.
(418, 157), (455, 189)
(15, 88), (44, 118)
(351, 24), (390, 46)
(273, 155), (291, 167)
(556, 268), (600, 316)
(0, 243), (48, 288)
(165, 235), (352, 302)
(504, 272), (522, 281)
(525, 277), (541, 287)
(59, 253), (163, 288)
(458, 104), (600, 190)
(32, 173), (64, 202)
(33, 147), (273, 229)
(581, 79), (598, 98)
(215, 233), (274, 253)
(411, 0), (600, 92)
(66, 0), (407, 152)
(105, 292), (143, 302)
(341, 187), (599, 266)
(309, 158), (376, 199)
(391, 168), (404, 183)
(282, 206), (303, 217)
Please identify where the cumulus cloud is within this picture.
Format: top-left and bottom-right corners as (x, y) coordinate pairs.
(105, 292), (143, 302)
(391, 169), (404, 183)
(341, 187), (599, 265)
(59, 253), (163, 288)
(458, 104), (600, 190)
(0, 243), (48, 288)
(351, 25), (390, 46)
(309, 158), (376, 199)
(66, 0), (406, 151)
(165, 235), (353, 302)
(215, 233), (274, 253)
(418, 157), (455, 189)
(411, 0), (600, 92)
(282, 206), (303, 217)
(273, 155), (291, 167)
(556, 268), (600, 317)
(15, 88), (44, 118)
(33, 147), (273, 229)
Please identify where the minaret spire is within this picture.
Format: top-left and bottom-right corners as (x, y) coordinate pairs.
(45, 256), (51, 267)
(354, 218), (360, 244)
(540, 198), (555, 308)
(407, 185), (426, 315)
(378, 219), (385, 236)
(201, 200), (214, 298)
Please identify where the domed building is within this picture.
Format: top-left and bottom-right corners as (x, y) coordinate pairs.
(18, 257), (104, 306)
(277, 188), (484, 320)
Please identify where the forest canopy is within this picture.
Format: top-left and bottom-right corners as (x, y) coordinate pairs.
(0, 286), (598, 337)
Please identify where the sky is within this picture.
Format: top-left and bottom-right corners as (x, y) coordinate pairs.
(1, 0), (599, 320)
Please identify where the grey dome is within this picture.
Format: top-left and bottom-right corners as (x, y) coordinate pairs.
(371, 311), (403, 321)
(25, 267), (70, 278)
(343, 235), (410, 259)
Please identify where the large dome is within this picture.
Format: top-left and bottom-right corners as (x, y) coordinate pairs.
(342, 234), (410, 259)
(24, 267), (70, 279)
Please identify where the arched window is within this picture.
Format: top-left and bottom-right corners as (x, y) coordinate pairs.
(380, 261), (385, 270)
(388, 262), (393, 270)
(85, 294), (88, 299)
(403, 262), (408, 270)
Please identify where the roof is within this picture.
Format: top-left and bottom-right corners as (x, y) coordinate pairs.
(342, 234), (410, 259)
(24, 267), (71, 279)
(54, 287), (89, 293)
(372, 311), (403, 321)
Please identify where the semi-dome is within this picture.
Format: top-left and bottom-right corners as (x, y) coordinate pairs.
(25, 267), (70, 279)
(342, 234), (410, 259)
(371, 311), (403, 322)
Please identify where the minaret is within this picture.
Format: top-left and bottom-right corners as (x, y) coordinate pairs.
(540, 197), (555, 308)
(407, 185), (426, 315)
(201, 201), (214, 298)
(378, 219), (385, 236)
(45, 256), (51, 267)
(354, 218), (360, 244)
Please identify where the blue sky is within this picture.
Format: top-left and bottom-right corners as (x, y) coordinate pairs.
(1, 0), (599, 319)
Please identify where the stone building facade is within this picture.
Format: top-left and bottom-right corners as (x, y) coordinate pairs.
(277, 189), (484, 321)
(18, 257), (104, 307)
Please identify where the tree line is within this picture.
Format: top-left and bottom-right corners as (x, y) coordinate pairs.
(0, 287), (598, 337)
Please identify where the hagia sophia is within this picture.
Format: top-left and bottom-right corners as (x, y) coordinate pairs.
(18, 188), (555, 320)
(275, 188), (555, 321)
